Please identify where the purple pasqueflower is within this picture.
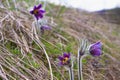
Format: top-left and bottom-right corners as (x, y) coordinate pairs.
(40, 25), (51, 33)
(30, 4), (45, 20)
(40, 25), (51, 31)
(89, 41), (102, 56)
(58, 53), (71, 66)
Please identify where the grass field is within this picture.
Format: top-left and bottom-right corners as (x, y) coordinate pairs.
(0, 0), (120, 80)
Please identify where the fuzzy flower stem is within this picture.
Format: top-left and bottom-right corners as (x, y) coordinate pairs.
(36, 20), (40, 30)
(78, 40), (84, 80)
(78, 55), (83, 80)
(69, 67), (74, 80)
(78, 39), (88, 80)
(36, 19), (41, 34)
(78, 54), (87, 80)
(69, 65), (74, 80)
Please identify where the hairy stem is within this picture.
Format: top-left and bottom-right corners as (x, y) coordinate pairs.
(78, 56), (83, 80)
(78, 54), (87, 80)
(69, 66), (74, 80)
(78, 39), (88, 80)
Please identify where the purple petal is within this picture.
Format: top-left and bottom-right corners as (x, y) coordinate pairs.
(38, 13), (43, 18)
(89, 41), (102, 56)
(94, 42), (102, 48)
(58, 62), (63, 66)
(35, 13), (43, 20)
(40, 10), (46, 13)
(35, 15), (39, 20)
(90, 42), (102, 50)
(33, 6), (37, 10)
(40, 14), (43, 18)
(41, 25), (51, 30)
(30, 10), (34, 14)
(90, 49), (102, 56)
(63, 53), (70, 58)
(95, 42), (101, 48)
(58, 56), (64, 61)
(36, 4), (42, 9)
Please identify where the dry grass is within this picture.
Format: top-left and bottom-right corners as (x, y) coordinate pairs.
(0, 1), (54, 79)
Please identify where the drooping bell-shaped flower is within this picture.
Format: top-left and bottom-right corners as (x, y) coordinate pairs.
(89, 41), (102, 56)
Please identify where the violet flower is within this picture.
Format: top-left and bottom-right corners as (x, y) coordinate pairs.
(30, 4), (45, 20)
(89, 41), (102, 56)
(40, 25), (51, 33)
(41, 25), (51, 30)
(58, 53), (71, 66)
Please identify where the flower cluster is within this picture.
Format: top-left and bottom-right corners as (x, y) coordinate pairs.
(30, 3), (103, 80)
(58, 41), (102, 67)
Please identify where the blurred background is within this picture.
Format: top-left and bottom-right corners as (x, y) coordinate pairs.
(48, 0), (120, 11)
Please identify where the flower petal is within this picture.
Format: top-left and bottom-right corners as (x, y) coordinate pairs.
(37, 4), (42, 9)
(30, 10), (34, 14)
(35, 15), (39, 20)
(38, 13), (43, 18)
(41, 25), (51, 30)
(33, 6), (37, 10)
(63, 53), (70, 58)
(91, 42), (102, 50)
(90, 49), (102, 56)
(58, 62), (63, 66)
(40, 10), (46, 13)
(58, 56), (64, 61)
